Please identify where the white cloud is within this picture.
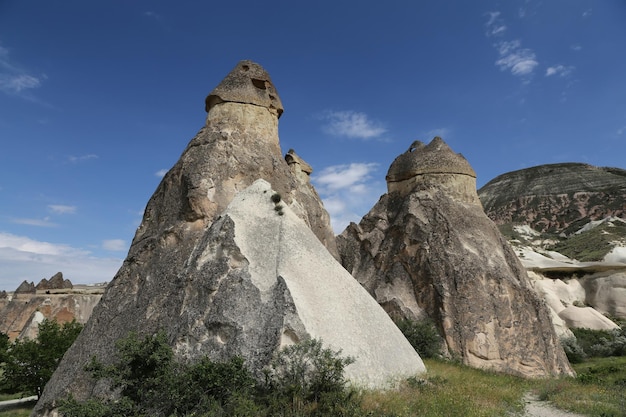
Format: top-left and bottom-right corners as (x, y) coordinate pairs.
(0, 232), (122, 291)
(495, 40), (538, 77)
(570, 44), (582, 51)
(545, 65), (574, 77)
(313, 163), (384, 233)
(0, 42), (44, 95)
(68, 154), (98, 163)
(11, 217), (58, 227)
(102, 239), (127, 252)
(48, 204), (77, 215)
(618, 126), (626, 136)
(155, 169), (168, 178)
(320, 110), (386, 140)
(485, 11), (507, 37)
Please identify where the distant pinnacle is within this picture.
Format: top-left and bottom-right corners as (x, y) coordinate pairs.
(205, 60), (284, 118)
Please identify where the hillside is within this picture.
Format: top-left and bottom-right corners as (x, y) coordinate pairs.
(478, 163), (626, 325)
(479, 163), (626, 234)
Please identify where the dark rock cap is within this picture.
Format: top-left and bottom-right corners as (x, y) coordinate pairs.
(386, 137), (476, 183)
(15, 280), (35, 294)
(205, 60), (284, 118)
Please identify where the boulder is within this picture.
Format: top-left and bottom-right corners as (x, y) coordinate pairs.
(558, 306), (619, 330)
(338, 138), (574, 378)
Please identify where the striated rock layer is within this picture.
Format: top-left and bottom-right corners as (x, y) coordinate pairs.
(338, 138), (574, 378)
(479, 163), (626, 233)
(33, 62), (418, 416)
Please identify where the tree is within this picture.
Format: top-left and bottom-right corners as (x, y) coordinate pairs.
(1, 318), (83, 398)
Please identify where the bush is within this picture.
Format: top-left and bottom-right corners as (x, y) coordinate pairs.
(395, 318), (443, 358)
(560, 336), (586, 363)
(571, 327), (626, 358)
(60, 333), (359, 417)
(262, 338), (357, 416)
(0, 319), (83, 398)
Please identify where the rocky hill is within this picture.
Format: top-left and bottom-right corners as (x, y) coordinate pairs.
(478, 163), (626, 330)
(479, 163), (626, 234)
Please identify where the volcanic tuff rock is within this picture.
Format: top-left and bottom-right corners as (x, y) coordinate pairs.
(478, 163), (626, 234)
(33, 61), (416, 416)
(338, 138), (574, 378)
(0, 274), (102, 341)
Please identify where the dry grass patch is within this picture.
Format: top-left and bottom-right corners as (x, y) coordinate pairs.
(359, 359), (528, 417)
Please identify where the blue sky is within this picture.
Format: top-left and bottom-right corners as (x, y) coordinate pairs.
(1, 1), (625, 290)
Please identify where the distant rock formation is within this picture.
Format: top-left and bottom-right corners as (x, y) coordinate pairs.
(0, 274), (103, 341)
(33, 61), (419, 416)
(36, 272), (73, 291)
(479, 163), (626, 234)
(478, 164), (626, 327)
(15, 280), (35, 294)
(338, 138), (574, 378)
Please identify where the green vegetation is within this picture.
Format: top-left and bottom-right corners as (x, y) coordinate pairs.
(537, 356), (626, 417)
(0, 319), (83, 399)
(548, 221), (626, 262)
(60, 332), (359, 417)
(395, 318), (443, 359)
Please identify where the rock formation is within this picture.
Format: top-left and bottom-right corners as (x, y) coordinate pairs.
(338, 137), (574, 378)
(478, 163), (626, 327)
(0, 276), (103, 341)
(36, 272), (73, 291)
(479, 163), (626, 234)
(33, 62), (422, 416)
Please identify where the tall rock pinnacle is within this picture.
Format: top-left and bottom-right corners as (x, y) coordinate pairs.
(338, 138), (574, 378)
(33, 61), (358, 415)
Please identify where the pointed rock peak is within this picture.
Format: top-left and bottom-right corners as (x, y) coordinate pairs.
(386, 137), (476, 184)
(205, 60), (284, 118)
(285, 149), (313, 175)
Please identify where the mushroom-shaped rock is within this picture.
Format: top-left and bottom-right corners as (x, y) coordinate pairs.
(285, 149), (313, 175)
(205, 60), (284, 118)
(386, 137), (476, 183)
(385, 137), (478, 203)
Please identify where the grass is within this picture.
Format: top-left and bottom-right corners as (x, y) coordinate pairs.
(359, 359), (529, 417)
(534, 356), (626, 417)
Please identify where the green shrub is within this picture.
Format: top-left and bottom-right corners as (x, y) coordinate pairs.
(560, 336), (586, 363)
(60, 333), (359, 417)
(571, 327), (626, 358)
(0, 319), (83, 398)
(60, 330), (259, 417)
(395, 318), (443, 358)
(262, 338), (357, 415)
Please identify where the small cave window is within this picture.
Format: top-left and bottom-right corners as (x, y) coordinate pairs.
(251, 78), (267, 90)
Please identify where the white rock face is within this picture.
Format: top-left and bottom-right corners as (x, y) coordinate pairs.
(224, 179), (426, 387)
(558, 306), (619, 330)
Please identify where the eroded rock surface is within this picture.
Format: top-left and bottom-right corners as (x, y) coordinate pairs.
(33, 62), (383, 416)
(338, 138), (573, 378)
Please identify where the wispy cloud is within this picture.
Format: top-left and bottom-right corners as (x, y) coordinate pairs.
(312, 162), (384, 232)
(617, 126), (626, 136)
(155, 169), (168, 178)
(495, 40), (538, 77)
(102, 239), (127, 252)
(0, 232), (122, 290)
(320, 110), (386, 140)
(143, 11), (162, 20)
(11, 217), (58, 227)
(545, 65), (574, 77)
(68, 154), (98, 163)
(48, 204), (77, 215)
(0, 42), (45, 96)
(485, 12), (538, 81)
(485, 11), (507, 36)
